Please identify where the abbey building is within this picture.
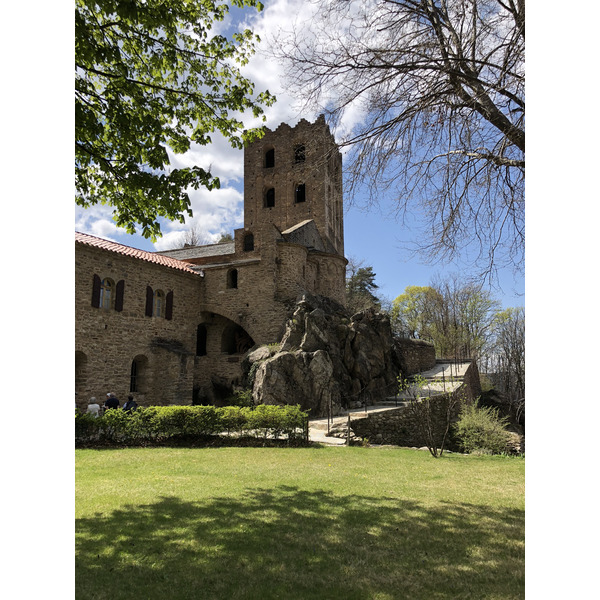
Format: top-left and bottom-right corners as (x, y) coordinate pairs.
(75, 116), (348, 408)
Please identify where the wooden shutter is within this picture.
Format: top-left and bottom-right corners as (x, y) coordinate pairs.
(145, 286), (153, 317)
(115, 280), (125, 312)
(165, 291), (174, 320)
(91, 274), (101, 308)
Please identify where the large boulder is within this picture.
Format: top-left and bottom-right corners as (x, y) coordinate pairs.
(247, 294), (406, 417)
(253, 349), (336, 415)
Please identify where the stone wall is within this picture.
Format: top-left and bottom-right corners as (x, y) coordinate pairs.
(310, 252), (347, 305)
(350, 361), (480, 448)
(243, 115), (344, 257)
(75, 241), (200, 409)
(349, 398), (456, 448)
(460, 359), (482, 402)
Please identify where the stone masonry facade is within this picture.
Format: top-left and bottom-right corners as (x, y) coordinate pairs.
(75, 117), (349, 409)
(75, 238), (201, 407)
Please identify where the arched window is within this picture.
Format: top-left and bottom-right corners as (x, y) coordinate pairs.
(130, 355), (148, 393)
(100, 278), (114, 309)
(130, 360), (139, 392)
(196, 324), (208, 356)
(153, 289), (165, 317)
(92, 275), (124, 311)
(264, 188), (275, 208)
(265, 148), (275, 168)
(227, 269), (238, 289)
(294, 144), (305, 163)
(243, 233), (254, 252)
(295, 183), (306, 203)
(146, 287), (173, 319)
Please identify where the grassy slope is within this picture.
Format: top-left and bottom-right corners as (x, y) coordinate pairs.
(76, 447), (524, 600)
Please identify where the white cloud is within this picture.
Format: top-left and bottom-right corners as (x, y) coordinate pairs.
(167, 132), (245, 186)
(239, 0), (369, 140)
(153, 184), (244, 250)
(75, 203), (127, 241)
(240, 0), (322, 129)
(75, 179), (244, 250)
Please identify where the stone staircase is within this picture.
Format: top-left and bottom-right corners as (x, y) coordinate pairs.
(393, 359), (471, 399)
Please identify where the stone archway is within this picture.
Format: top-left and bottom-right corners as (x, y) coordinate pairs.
(197, 305), (259, 347)
(221, 323), (255, 355)
(193, 311), (257, 405)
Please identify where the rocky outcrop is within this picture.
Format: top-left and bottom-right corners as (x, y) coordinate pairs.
(253, 349), (336, 416)
(246, 294), (417, 417)
(394, 337), (437, 377)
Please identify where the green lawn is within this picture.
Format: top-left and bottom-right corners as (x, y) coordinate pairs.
(75, 447), (524, 600)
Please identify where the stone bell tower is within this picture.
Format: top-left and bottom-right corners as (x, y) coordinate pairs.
(243, 115), (344, 257)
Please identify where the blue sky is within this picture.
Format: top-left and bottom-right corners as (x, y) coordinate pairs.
(74, 0), (524, 309)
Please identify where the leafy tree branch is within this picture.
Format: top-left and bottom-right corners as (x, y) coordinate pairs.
(76, 0), (275, 240)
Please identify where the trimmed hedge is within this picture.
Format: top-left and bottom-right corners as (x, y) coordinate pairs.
(75, 404), (309, 446)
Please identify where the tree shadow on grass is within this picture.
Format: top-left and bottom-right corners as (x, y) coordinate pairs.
(76, 487), (524, 600)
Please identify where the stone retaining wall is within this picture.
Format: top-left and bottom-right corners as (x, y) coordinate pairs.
(350, 394), (462, 448)
(350, 361), (480, 448)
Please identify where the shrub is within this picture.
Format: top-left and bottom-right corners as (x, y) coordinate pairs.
(75, 412), (101, 441)
(74, 404), (309, 446)
(240, 404), (307, 440)
(278, 404), (309, 440)
(220, 406), (246, 435)
(224, 389), (254, 407)
(454, 399), (511, 455)
(152, 405), (222, 438)
(101, 408), (133, 441)
(127, 406), (161, 441)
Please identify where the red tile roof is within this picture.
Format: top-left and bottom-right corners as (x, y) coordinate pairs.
(75, 232), (199, 275)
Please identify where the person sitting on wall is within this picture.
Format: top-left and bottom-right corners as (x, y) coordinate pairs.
(104, 393), (120, 412)
(123, 395), (138, 412)
(86, 397), (100, 418)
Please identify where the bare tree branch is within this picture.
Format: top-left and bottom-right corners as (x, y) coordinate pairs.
(272, 0), (524, 281)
